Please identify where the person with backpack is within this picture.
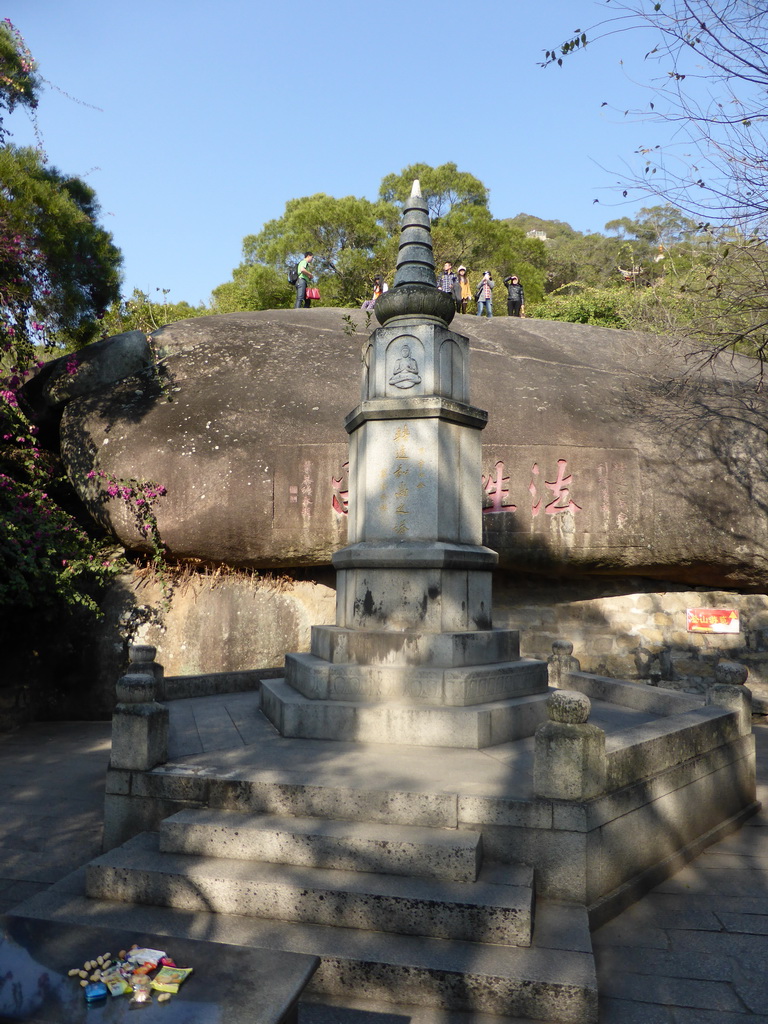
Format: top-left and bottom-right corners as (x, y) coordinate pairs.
(294, 252), (314, 308)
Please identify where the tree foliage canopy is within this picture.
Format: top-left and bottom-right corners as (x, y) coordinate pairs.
(231, 193), (393, 308)
(0, 21), (126, 686)
(215, 164), (546, 309)
(378, 162), (489, 220)
(0, 145), (122, 361)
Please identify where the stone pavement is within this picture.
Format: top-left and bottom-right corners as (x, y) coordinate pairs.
(1, 710), (767, 1021)
(593, 719), (768, 1024)
(0, 721), (111, 917)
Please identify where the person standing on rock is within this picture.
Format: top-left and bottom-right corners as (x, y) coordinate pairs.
(475, 271), (494, 318)
(503, 274), (525, 317)
(437, 262), (458, 303)
(295, 252), (314, 308)
(456, 266), (472, 314)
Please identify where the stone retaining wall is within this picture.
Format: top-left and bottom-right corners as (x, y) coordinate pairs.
(90, 571), (768, 718)
(495, 578), (768, 697)
(93, 570), (336, 717)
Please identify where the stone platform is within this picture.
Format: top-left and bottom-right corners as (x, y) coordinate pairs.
(6, 686), (763, 1023)
(82, 675), (755, 1022)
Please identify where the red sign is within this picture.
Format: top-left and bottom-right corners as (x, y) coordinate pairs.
(686, 608), (740, 634)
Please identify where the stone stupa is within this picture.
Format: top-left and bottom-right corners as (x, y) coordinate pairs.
(262, 182), (550, 747)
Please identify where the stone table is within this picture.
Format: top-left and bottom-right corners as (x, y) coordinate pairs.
(0, 915), (319, 1024)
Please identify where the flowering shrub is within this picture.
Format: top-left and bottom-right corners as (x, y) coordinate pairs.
(0, 355), (127, 623)
(88, 469), (168, 574)
(0, 22), (129, 661)
(0, 20), (39, 143)
(0, 471), (123, 616)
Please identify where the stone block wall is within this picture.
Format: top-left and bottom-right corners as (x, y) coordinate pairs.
(92, 569), (336, 717)
(88, 569), (768, 719)
(494, 577), (768, 700)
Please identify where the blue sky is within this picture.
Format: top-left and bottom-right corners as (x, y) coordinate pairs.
(5, 0), (673, 306)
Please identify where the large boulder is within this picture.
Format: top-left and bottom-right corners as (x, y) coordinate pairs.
(22, 329), (151, 409)
(59, 309), (768, 588)
(21, 330), (152, 444)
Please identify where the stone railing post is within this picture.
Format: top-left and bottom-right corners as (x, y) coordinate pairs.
(127, 644), (165, 697)
(534, 690), (606, 800)
(547, 640), (581, 689)
(706, 660), (752, 736)
(110, 653), (169, 770)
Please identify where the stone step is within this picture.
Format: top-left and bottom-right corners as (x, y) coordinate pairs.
(14, 884), (597, 1022)
(285, 652), (548, 706)
(160, 808), (483, 882)
(86, 832), (534, 946)
(123, 763), (470, 829)
(262, 676), (550, 747)
(310, 624), (521, 668)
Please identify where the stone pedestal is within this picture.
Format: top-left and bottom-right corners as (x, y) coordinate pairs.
(707, 659), (752, 736)
(534, 691), (607, 800)
(110, 671), (168, 771)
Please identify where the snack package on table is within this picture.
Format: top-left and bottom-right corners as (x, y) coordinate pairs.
(151, 965), (194, 993)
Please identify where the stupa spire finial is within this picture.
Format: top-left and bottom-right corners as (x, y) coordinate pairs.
(374, 179), (455, 327)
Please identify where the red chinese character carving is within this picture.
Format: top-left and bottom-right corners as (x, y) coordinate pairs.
(544, 459), (582, 515)
(332, 462), (349, 516)
(528, 463), (542, 517)
(482, 461), (516, 514)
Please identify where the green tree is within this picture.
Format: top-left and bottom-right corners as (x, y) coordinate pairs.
(102, 288), (208, 337)
(237, 193), (393, 307)
(545, 5), (768, 371)
(546, 231), (627, 292)
(622, 228), (768, 369)
(379, 162), (489, 221)
(215, 166), (551, 313)
(436, 206), (548, 303)
(0, 145), (122, 362)
(211, 265), (293, 313)
(506, 213), (628, 292)
(0, 24), (127, 703)
(505, 214), (577, 241)
(605, 205), (702, 248)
